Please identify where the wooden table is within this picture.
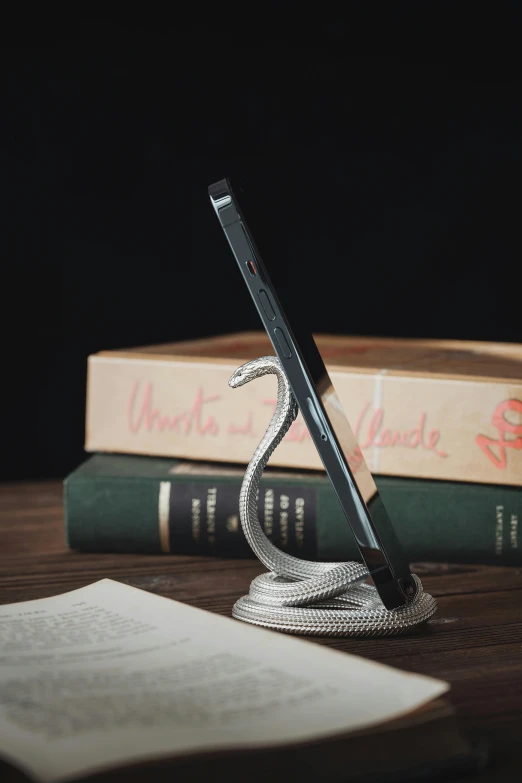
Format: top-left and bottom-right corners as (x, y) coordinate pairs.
(1, 480), (521, 781)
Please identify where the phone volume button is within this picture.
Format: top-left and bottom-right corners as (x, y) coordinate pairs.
(258, 290), (276, 321)
(273, 328), (292, 359)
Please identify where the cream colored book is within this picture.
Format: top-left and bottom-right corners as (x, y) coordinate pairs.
(85, 331), (522, 486)
(0, 579), (461, 783)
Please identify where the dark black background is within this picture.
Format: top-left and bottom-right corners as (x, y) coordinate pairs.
(2, 6), (521, 481)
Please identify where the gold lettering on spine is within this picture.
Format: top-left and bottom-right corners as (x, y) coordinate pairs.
(495, 505), (504, 556)
(264, 489), (274, 536)
(280, 494), (289, 547)
(192, 498), (201, 542)
(510, 514), (518, 549)
(158, 482), (171, 553)
(207, 488), (217, 545)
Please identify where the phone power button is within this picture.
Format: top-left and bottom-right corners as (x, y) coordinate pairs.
(274, 328), (292, 359)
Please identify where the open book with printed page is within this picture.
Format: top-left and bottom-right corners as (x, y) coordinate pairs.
(0, 580), (485, 783)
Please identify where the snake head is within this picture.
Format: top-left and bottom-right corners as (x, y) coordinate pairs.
(228, 356), (280, 389)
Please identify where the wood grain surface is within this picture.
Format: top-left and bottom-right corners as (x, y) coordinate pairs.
(0, 480), (521, 781)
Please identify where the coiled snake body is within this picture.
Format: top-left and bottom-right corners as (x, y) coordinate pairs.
(229, 356), (437, 637)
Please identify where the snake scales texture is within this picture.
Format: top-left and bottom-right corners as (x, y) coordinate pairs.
(229, 356), (438, 637)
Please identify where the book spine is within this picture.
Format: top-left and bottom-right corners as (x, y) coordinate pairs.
(64, 471), (522, 565)
(85, 354), (522, 486)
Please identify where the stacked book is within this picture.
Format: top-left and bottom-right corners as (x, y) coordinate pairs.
(65, 332), (522, 566)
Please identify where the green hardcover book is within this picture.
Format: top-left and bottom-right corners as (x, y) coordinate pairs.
(64, 454), (522, 565)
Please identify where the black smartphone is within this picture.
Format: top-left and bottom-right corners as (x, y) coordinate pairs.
(209, 177), (416, 609)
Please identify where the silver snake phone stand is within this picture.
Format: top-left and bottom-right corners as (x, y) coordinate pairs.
(229, 356), (438, 637)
